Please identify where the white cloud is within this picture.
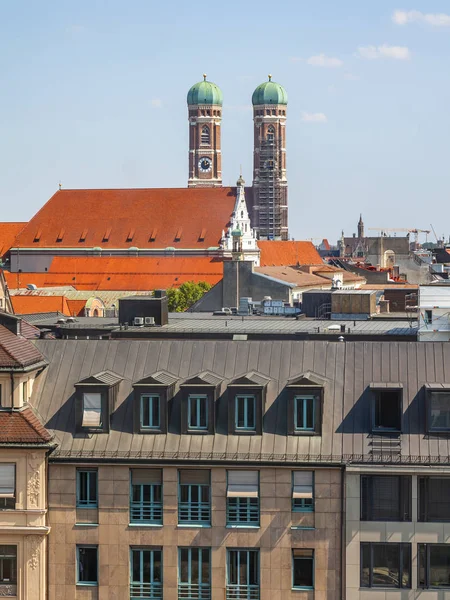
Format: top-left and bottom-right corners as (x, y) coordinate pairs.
(301, 111), (328, 123)
(393, 9), (450, 27)
(151, 98), (163, 108)
(357, 44), (411, 60)
(307, 54), (343, 68)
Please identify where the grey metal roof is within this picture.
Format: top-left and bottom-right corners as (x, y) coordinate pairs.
(229, 371), (270, 387)
(76, 370), (123, 387)
(181, 371), (223, 387)
(133, 370), (178, 387)
(31, 339), (450, 465)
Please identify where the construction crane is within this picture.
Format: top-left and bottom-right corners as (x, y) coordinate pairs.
(368, 227), (431, 245)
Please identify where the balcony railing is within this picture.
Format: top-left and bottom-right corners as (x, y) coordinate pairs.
(130, 581), (162, 599)
(178, 501), (210, 525)
(226, 584), (259, 600)
(130, 500), (163, 524)
(178, 582), (211, 599)
(227, 498), (259, 526)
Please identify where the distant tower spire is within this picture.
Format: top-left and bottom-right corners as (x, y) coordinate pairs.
(358, 214), (364, 239)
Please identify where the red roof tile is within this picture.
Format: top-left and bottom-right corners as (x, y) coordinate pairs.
(12, 188), (237, 250)
(5, 257), (224, 291)
(0, 222), (26, 256)
(0, 408), (52, 444)
(0, 324), (46, 368)
(258, 241), (322, 267)
(11, 296), (71, 316)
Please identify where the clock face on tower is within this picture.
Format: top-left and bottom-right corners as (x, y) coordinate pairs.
(198, 157), (212, 173)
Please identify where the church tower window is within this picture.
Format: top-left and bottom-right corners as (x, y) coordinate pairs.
(267, 126), (275, 142)
(201, 126), (210, 145)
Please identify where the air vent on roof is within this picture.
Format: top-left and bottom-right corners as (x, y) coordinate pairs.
(149, 229), (157, 242)
(66, 317), (76, 323)
(198, 228), (206, 241)
(57, 318), (66, 324)
(27, 284), (37, 290)
(33, 229), (42, 242)
(134, 317), (144, 326)
(79, 229), (88, 242)
(128, 247), (139, 252)
(175, 227), (182, 241)
(103, 228), (111, 242)
(93, 247), (102, 253)
(56, 228), (65, 242)
(144, 316), (155, 326)
(126, 229), (135, 242)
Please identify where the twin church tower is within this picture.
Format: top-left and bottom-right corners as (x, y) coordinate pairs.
(187, 75), (288, 241)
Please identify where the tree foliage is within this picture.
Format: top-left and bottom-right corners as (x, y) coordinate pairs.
(167, 281), (212, 312)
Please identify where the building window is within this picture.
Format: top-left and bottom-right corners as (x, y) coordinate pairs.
(179, 547), (210, 599)
(0, 546), (16, 587)
(130, 469), (162, 525)
(178, 470), (210, 526)
(292, 471), (314, 512)
(267, 126), (274, 142)
(419, 477), (450, 522)
(419, 544), (450, 588)
(227, 549), (259, 600)
(235, 396), (255, 431)
(294, 396), (315, 431)
(0, 464), (15, 510)
(427, 390), (450, 432)
(424, 309), (433, 324)
(361, 543), (411, 589)
(292, 549), (314, 590)
(22, 381), (27, 402)
(188, 395), (208, 431)
(82, 393), (102, 428)
(372, 388), (402, 432)
(227, 471), (259, 527)
(76, 546), (98, 586)
(361, 475), (411, 521)
(201, 126), (210, 145)
(76, 469), (98, 508)
(0, 383), (2, 407)
(140, 394), (160, 430)
(130, 548), (162, 599)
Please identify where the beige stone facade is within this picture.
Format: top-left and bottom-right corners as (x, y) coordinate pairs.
(0, 449), (49, 600)
(48, 464), (342, 600)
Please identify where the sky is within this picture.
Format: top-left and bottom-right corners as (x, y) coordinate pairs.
(1, 1), (450, 244)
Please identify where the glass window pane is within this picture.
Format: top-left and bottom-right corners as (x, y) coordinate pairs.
(361, 544), (370, 587)
(229, 551), (237, 585)
(154, 551), (162, 582)
(152, 397), (160, 427)
(200, 399), (207, 428)
(180, 548), (189, 582)
(239, 551), (248, 586)
(306, 399), (314, 429)
(418, 545), (426, 588)
(427, 478), (450, 521)
(191, 548), (199, 584)
(142, 397), (150, 426)
(89, 473), (97, 502)
(402, 544), (411, 588)
(237, 398), (245, 428)
(249, 551), (258, 585)
(201, 549), (210, 584)
(430, 546), (450, 588)
(372, 545), (399, 588)
(78, 547), (97, 583)
(293, 556), (313, 588)
(247, 398), (255, 428)
(430, 392), (450, 429)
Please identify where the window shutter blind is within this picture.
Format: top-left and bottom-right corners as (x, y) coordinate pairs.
(293, 471), (313, 499)
(179, 470), (210, 485)
(132, 469), (162, 485)
(227, 470), (259, 497)
(0, 464), (15, 497)
(82, 393), (102, 427)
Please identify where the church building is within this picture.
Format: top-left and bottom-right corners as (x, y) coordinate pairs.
(0, 75), (313, 294)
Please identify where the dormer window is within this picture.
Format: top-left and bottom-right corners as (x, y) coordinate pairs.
(370, 384), (403, 433)
(228, 372), (270, 435)
(75, 371), (123, 433)
(180, 372), (222, 435)
(287, 372), (325, 436)
(133, 371), (178, 435)
(425, 385), (450, 433)
(82, 393), (102, 428)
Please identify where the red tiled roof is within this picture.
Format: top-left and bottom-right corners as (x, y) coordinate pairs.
(12, 296), (71, 316)
(0, 408), (52, 444)
(258, 241), (322, 267)
(0, 222), (26, 256)
(12, 188), (237, 250)
(4, 256), (224, 291)
(66, 299), (88, 316)
(0, 324), (45, 368)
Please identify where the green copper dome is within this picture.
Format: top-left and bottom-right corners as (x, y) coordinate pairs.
(187, 75), (223, 106)
(252, 75), (288, 106)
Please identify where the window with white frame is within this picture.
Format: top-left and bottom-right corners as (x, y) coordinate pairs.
(0, 464), (15, 510)
(82, 393), (102, 428)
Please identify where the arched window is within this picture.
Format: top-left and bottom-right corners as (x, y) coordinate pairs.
(201, 125), (210, 145)
(267, 126), (275, 142)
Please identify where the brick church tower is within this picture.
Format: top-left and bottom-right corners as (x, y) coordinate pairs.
(251, 76), (288, 240)
(187, 75), (223, 187)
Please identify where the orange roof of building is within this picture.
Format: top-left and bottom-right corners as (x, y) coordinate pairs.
(11, 295), (72, 316)
(0, 222), (26, 256)
(258, 241), (322, 267)
(66, 299), (88, 316)
(5, 256), (224, 292)
(12, 188), (237, 250)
